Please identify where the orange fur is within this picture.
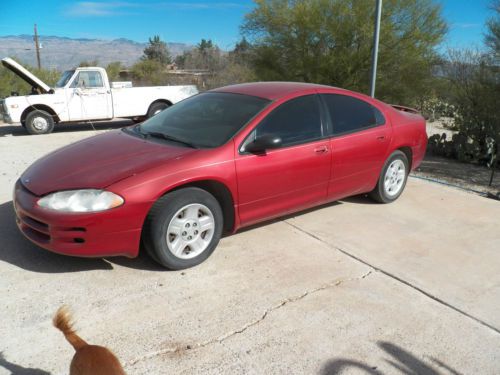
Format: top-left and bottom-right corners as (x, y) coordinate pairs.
(53, 306), (126, 375)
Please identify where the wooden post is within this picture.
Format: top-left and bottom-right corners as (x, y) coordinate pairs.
(34, 24), (41, 69)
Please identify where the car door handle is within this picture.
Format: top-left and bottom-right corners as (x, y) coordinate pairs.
(376, 135), (386, 141)
(314, 146), (329, 154)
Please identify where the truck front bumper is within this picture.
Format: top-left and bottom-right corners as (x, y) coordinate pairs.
(2, 113), (13, 123)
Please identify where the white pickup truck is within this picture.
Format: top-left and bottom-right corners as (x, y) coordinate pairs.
(0, 57), (198, 134)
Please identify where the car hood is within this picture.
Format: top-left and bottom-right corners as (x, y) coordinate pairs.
(21, 129), (197, 196)
(1, 57), (52, 94)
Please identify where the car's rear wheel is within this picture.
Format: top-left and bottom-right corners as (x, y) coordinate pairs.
(369, 150), (409, 203)
(147, 102), (170, 118)
(25, 110), (55, 135)
(142, 187), (223, 270)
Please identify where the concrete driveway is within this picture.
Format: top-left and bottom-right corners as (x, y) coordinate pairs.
(1, 123), (499, 374)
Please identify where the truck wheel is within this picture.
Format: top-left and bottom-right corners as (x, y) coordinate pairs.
(25, 110), (55, 135)
(147, 102), (169, 118)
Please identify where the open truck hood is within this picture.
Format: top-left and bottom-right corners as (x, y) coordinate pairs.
(1, 57), (52, 94)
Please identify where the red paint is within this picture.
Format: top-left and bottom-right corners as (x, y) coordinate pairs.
(14, 82), (427, 258)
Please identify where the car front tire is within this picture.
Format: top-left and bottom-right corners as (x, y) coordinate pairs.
(369, 150), (409, 203)
(142, 187), (223, 270)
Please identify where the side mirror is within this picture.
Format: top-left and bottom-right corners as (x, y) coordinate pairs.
(244, 134), (282, 154)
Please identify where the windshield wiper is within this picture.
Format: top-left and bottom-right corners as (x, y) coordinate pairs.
(145, 131), (198, 149)
(124, 124), (147, 138)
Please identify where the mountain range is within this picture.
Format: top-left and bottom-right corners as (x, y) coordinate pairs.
(0, 35), (192, 70)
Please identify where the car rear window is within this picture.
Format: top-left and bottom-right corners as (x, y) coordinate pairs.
(321, 94), (385, 135)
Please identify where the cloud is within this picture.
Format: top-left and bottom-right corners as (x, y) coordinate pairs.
(453, 23), (481, 29)
(65, 2), (141, 17)
(64, 1), (249, 17)
(166, 2), (249, 10)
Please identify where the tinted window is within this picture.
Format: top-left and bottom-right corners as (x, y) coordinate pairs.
(321, 94), (385, 135)
(138, 92), (270, 148)
(70, 71), (104, 88)
(253, 95), (322, 147)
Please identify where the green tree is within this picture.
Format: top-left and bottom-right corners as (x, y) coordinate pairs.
(131, 59), (165, 85)
(486, 0), (500, 60)
(78, 60), (99, 67)
(177, 39), (224, 71)
(106, 61), (123, 81)
(142, 35), (171, 65)
(230, 37), (254, 66)
(242, 0), (447, 105)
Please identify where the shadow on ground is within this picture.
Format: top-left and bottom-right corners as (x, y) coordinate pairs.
(0, 201), (163, 273)
(234, 197), (375, 235)
(1, 194), (377, 273)
(320, 341), (461, 375)
(0, 352), (51, 375)
(0, 120), (131, 137)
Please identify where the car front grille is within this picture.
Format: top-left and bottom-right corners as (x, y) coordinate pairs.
(16, 212), (51, 244)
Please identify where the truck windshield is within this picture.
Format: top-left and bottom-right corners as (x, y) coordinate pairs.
(137, 92), (270, 148)
(55, 70), (75, 88)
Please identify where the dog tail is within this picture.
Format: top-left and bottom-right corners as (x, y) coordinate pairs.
(53, 306), (88, 351)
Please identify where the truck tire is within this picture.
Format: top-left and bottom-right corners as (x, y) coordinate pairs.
(25, 110), (55, 135)
(147, 102), (170, 118)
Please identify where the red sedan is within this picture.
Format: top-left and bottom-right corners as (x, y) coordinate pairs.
(14, 82), (427, 269)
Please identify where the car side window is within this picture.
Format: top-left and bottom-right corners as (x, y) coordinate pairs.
(321, 94), (385, 136)
(253, 95), (323, 147)
(70, 71), (104, 88)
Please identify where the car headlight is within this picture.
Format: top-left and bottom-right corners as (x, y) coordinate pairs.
(37, 189), (124, 213)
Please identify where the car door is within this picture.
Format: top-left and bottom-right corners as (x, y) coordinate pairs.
(66, 70), (112, 120)
(235, 94), (331, 226)
(320, 93), (392, 200)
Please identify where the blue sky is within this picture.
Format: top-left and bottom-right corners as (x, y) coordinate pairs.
(0, 0), (494, 49)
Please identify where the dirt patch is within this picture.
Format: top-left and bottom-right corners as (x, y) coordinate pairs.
(418, 119), (499, 198)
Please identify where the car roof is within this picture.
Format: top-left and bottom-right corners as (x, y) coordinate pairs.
(211, 81), (342, 100)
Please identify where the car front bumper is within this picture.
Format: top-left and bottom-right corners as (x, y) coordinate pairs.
(13, 181), (143, 258)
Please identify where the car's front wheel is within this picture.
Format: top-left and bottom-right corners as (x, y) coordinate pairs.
(142, 187), (223, 270)
(369, 150), (409, 203)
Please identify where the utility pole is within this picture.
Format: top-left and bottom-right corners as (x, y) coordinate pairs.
(369, 0), (382, 98)
(34, 23), (41, 69)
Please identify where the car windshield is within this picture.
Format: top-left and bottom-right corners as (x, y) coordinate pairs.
(55, 70), (75, 88)
(138, 92), (270, 148)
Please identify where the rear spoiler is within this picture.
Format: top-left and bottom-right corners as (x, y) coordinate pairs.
(391, 104), (420, 114)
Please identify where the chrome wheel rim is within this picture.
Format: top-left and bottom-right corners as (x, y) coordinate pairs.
(32, 116), (48, 131)
(384, 159), (406, 197)
(166, 203), (215, 259)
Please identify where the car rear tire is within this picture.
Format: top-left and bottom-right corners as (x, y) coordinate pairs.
(147, 102), (170, 118)
(142, 187), (223, 270)
(25, 110), (55, 135)
(369, 150), (409, 203)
